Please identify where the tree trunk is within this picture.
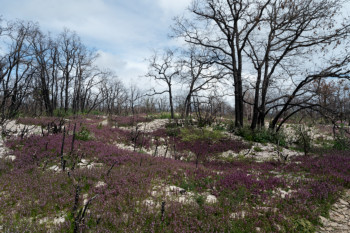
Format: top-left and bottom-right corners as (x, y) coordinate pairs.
(64, 73), (69, 112)
(169, 87), (174, 119)
(234, 78), (244, 128)
(184, 94), (192, 117)
(251, 71), (262, 130)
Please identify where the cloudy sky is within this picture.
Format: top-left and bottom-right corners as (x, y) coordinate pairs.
(0, 0), (191, 87)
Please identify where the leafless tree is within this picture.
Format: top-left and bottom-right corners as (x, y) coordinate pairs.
(172, 0), (350, 129)
(0, 20), (37, 123)
(268, 58), (350, 132)
(100, 77), (128, 115)
(172, 0), (272, 127)
(57, 29), (80, 112)
(179, 46), (222, 117)
(128, 84), (142, 115)
(71, 44), (98, 114)
(0, 18), (123, 119)
(146, 49), (181, 119)
(243, 0), (350, 130)
(31, 29), (54, 115)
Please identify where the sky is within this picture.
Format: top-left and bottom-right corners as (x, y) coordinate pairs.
(0, 0), (192, 88)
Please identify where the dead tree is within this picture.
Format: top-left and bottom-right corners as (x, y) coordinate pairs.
(145, 49), (181, 119)
(172, 0), (271, 127)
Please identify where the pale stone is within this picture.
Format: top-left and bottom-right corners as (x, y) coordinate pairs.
(6, 155), (16, 161)
(339, 199), (349, 206)
(178, 196), (193, 204)
(330, 222), (339, 227)
(49, 165), (60, 171)
(230, 211), (246, 219)
(80, 159), (89, 165)
(39, 217), (49, 224)
(38, 212), (66, 226)
(165, 185), (185, 194)
(143, 199), (154, 206)
(151, 190), (159, 196)
(206, 194), (217, 204)
(53, 216), (65, 225)
(95, 181), (106, 188)
(143, 199), (161, 209)
(100, 119), (109, 126)
(320, 216), (329, 225)
(83, 194), (89, 205)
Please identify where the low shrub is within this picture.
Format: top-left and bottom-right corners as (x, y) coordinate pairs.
(294, 125), (313, 156)
(165, 122), (181, 137)
(236, 127), (287, 146)
(76, 126), (91, 141)
(180, 127), (225, 142)
(333, 136), (350, 151)
(213, 123), (226, 131)
(149, 112), (179, 119)
(226, 120), (235, 132)
(333, 127), (350, 151)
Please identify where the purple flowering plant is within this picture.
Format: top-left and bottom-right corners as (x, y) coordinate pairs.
(0, 116), (349, 232)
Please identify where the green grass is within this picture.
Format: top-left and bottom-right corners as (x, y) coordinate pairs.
(236, 127), (287, 147)
(180, 127), (225, 142)
(75, 126), (92, 141)
(149, 112), (180, 119)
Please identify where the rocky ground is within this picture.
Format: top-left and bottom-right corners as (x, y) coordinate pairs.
(219, 141), (303, 162)
(1, 118), (349, 232)
(317, 190), (350, 233)
(118, 119), (169, 132)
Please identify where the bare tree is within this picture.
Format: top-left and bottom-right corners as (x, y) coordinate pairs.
(145, 49), (181, 119)
(31, 29), (54, 115)
(81, 70), (108, 114)
(243, 0), (350, 130)
(173, 0), (350, 129)
(180, 46), (222, 117)
(0, 20), (37, 123)
(72, 44), (98, 114)
(128, 84), (142, 115)
(0, 17), (123, 119)
(57, 29), (79, 112)
(100, 77), (127, 115)
(268, 57), (350, 131)
(173, 0), (271, 127)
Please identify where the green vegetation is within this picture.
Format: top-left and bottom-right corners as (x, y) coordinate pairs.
(294, 125), (313, 156)
(180, 127), (225, 142)
(75, 126), (92, 141)
(165, 122), (181, 137)
(149, 112), (180, 119)
(333, 136), (350, 151)
(333, 126), (350, 151)
(236, 127), (287, 147)
(212, 123), (226, 131)
(293, 218), (315, 233)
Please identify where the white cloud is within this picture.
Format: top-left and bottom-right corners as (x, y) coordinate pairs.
(95, 50), (152, 88)
(95, 50), (127, 71)
(156, 0), (192, 14)
(1, 0), (190, 88)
